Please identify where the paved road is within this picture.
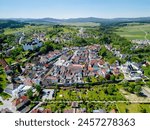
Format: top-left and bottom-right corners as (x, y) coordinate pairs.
(29, 102), (43, 113)
(142, 87), (150, 98)
(19, 32), (25, 44)
(0, 96), (18, 112)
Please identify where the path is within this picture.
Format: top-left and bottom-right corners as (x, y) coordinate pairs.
(139, 28), (148, 40)
(19, 32), (25, 45)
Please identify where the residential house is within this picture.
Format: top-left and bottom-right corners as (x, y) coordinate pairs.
(12, 96), (30, 112)
(23, 38), (43, 51)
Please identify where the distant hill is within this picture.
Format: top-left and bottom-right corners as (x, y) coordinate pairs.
(17, 17), (150, 23)
(1, 17), (150, 25)
(0, 19), (28, 29)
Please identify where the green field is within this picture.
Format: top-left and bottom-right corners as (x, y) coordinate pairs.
(4, 25), (53, 35)
(62, 22), (100, 27)
(116, 23), (150, 40)
(117, 103), (150, 113)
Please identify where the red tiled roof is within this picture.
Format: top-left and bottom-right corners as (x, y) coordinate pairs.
(31, 109), (40, 113)
(24, 78), (33, 86)
(46, 76), (57, 80)
(43, 109), (52, 113)
(88, 67), (94, 71)
(69, 64), (84, 69)
(44, 64), (49, 68)
(101, 69), (106, 74)
(91, 60), (97, 64)
(98, 59), (105, 65)
(12, 96), (28, 106)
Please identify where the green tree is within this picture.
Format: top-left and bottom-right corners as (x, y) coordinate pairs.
(98, 76), (105, 82)
(134, 85), (141, 95)
(110, 75), (116, 81)
(35, 85), (42, 93)
(125, 108), (129, 113)
(27, 89), (33, 99)
(140, 107), (147, 113)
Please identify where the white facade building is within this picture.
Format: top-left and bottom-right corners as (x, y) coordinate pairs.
(23, 39), (43, 51)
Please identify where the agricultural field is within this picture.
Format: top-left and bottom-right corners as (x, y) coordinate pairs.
(116, 23), (150, 40)
(4, 25), (54, 35)
(61, 22), (100, 27)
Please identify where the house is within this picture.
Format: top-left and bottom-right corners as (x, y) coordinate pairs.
(12, 96), (30, 112)
(4, 83), (16, 95)
(121, 61), (144, 80)
(112, 68), (120, 75)
(23, 78), (33, 86)
(46, 76), (58, 83)
(12, 85), (32, 98)
(101, 68), (107, 77)
(23, 38), (43, 51)
(31, 108), (52, 113)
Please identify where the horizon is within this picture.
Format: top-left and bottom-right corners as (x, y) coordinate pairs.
(0, 0), (150, 19)
(1, 16), (150, 19)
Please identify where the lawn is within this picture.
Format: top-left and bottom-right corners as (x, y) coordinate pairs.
(120, 88), (150, 102)
(116, 23), (150, 40)
(116, 103), (150, 113)
(142, 66), (150, 78)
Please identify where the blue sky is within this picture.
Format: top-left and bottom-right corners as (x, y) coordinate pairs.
(0, 0), (150, 18)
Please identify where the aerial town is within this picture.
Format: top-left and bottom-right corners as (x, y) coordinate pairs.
(0, 18), (150, 113)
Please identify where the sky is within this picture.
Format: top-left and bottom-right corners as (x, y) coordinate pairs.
(0, 0), (150, 19)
